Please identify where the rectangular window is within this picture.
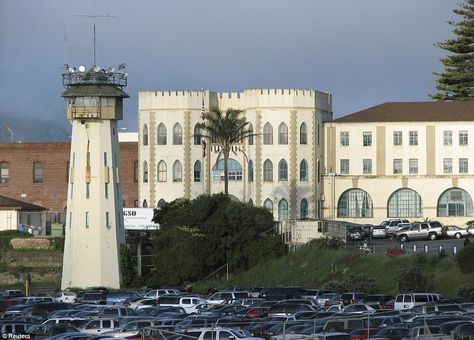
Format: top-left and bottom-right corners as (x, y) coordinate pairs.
(444, 158), (453, 173)
(106, 212), (111, 229)
(393, 159), (402, 174)
(460, 158), (469, 173)
(460, 131), (468, 145)
(444, 130), (452, 146)
(409, 158), (418, 174)
(85, 212), (90, 228)
(340, 159), (349, 174)
(33, 162), (43, 183)
(340, 131), (349, 146)
(363, 132), (372, 147)
(103, 152), (107, 166)
(105, 183), (109, 199)
(69, 212), (72, 229)
(363, 159), (372, 174)
(393, 131), (402, 146)
(0, 162), (9, 183)
(409, 131), (418, 146)
(86, 183), (90, 199)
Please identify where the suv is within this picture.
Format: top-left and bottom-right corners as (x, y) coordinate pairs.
(380, 219), (410, 234)
(394, 221), (443, 242)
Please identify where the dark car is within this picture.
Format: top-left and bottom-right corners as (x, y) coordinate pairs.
(81, 291), (107, 305)
(347, 226), (366, 240)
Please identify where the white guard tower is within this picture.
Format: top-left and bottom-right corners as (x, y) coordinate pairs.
(61, 64), (129, 289)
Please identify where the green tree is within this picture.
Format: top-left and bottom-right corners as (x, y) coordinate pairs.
(432, 0), (474, 100)
(119, 244), (136, 288)
(456, 243), (474, 273)
(396, 266), (427, 292)
(197, 108), (254, 195)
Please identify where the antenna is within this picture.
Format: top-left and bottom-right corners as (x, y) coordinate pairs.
(3, 124), (13, 143)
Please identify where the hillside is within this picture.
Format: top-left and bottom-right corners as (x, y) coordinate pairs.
(194, 239), (474, 298)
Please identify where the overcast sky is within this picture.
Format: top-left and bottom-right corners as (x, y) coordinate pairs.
(0, 0), (458, 132)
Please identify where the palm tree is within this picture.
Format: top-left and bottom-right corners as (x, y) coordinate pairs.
(197, 107), (254, 196)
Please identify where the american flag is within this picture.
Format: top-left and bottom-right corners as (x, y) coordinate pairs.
(201, 90), (207, 158)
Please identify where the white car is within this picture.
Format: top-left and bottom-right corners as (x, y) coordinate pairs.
(53, 291), (76, 303)
(442, 225), (469, 239)
(80, 318), (119, 335)
(339, 303), (376, 314)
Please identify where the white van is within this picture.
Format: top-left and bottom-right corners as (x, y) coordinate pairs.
(394, 293), (441, 310)
(157, 295), (208, 314)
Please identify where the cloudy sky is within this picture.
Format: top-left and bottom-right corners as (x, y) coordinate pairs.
(0, 0), (458, 134)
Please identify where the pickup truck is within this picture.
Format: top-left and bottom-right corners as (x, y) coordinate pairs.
(394, 221), (443, 242)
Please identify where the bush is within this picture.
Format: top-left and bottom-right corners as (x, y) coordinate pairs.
(51, 237), (64, 251)
(0, 230), (32, 249)
(319, 237), (345, 250)
(456, 243), (474, 273)
(322, 273), (377, 293)
(396, 266), (427, 292)
(457, 283), (474, 301)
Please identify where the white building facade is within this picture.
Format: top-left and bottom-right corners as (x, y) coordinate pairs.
(138, 89), (332, 220)
(322, 102), (474, 226)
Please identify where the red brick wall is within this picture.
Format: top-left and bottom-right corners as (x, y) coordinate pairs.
(0, 142), (138, 211)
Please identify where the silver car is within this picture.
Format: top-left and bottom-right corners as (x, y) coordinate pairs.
(372, 225), (387, 238)
(442, 225), (469, 239)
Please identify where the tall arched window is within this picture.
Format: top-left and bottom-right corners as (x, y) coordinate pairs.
(300, 159), (308, 181)
(143, 161), (148, 183)
(212, 159), (243, 181)
(172, 160), (182, 182)
(278, 198), (288, 220)
(437, 187), (473, 217)
(264, 198), (273, 214)
(263, 123), (273, 145)
(173, 123), (182, 145)
(300, 122), (308, 144)
(263, 159), (273, 181)
(0, 162), (9, 183)
(278, 159), (288, 181)
(300, 198), (309, 218)
(143, 124), (149, 146)
(142, 199), (148, 207)
(248, 123), (254, 145)
(338, 188), (373, 218)
(248, 160), (254, 182)
(278, 123), (288, 144)
(194, 160), (201, 182)
(33, 161), (43, 183)
(157, 123), (167, 145)
(388, 188), (422, 218)
(157, 199), (167, 209)
(194, 124), (202, 145)
(157, 160), (167, 182)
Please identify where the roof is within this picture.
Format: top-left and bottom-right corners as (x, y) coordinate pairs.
(333, 102), (474, 123)
(61, 84), (129, 98)
(0, 195), (46, 211)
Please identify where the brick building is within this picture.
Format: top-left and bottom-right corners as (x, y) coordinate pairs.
(0, 136), (138, 212)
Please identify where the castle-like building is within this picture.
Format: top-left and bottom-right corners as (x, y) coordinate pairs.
(138, 89), (474, 227)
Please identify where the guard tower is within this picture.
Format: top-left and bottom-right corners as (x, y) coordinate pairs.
(61, 64), (129, 289)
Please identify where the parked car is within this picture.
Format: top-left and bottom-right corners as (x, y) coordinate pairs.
(208, 291), (251, 304)
(53, 292), (76, 304)
(394, 221), (444, 242)
(347, 226), (366, 240)
(380, 219), (410, 234)
(442, 225), (469, 239)
(372, 225), (388, 238)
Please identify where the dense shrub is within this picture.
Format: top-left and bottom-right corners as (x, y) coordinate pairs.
(457, 283), (474, 301)
(323, 273), (377, 293)
(319, 237), (345, 250)
(0, 230), (32, 249)
(120, 244), (136, 288)
(51, 237), (65, 251)
(456, 243), (474, 274)
(396, 266), (427, 292)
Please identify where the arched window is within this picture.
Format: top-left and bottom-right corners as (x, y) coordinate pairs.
(278, 123), (288, 144)
(157, 123), (167, 145)
(157, 161), (167, 182)
(194, 160), (201, 182)
(172, 160), (182, 182)
(142, 199), (148, 207)
(300, 122), (308, 144)
(143, 124), (149, 146)
(157, 199), (167, 209)
(173, 123), (182, 145)
(248, 160), (254, 182)
(194, 124), (202, 145)
(264, 198), (273, 213)
(278, 198), (288, 220)
(388, 188), (422, 218)
(437, 187), (473, 217)
(0, 162), (9, 183)
(263, 123), (273, 145)
(278, 159), (288, 181)
(212, 159), (243, 181)
(143, 161), (148, 183)
(263, 159), (273, 181)
(300, 159), (308, 181)
(33, 161), (43, 183)
(248, 199), (254, 206)
(248, 123), (254, 145)
(338, 188), (373, 218)
(300, 198), (309, 218)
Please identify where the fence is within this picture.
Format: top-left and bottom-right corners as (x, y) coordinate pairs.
(355, 242), (461, 256)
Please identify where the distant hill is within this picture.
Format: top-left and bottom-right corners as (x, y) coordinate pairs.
(0, 112), (70, 143)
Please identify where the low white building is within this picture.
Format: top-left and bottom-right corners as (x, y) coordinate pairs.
(0, 195), (46, 232)
(322, 101), (474, 226)
(138, 89), (332, 220)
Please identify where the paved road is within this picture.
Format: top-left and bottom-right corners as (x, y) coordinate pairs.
(347, 236), (470, 255)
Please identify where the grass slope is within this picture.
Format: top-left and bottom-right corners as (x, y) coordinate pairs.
(194, 240), (474, 297)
